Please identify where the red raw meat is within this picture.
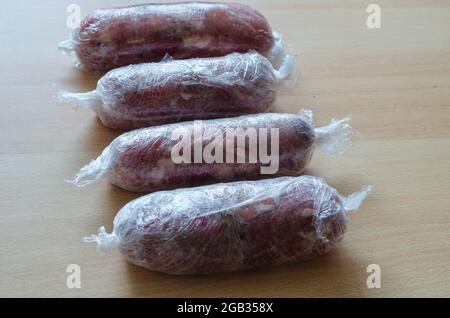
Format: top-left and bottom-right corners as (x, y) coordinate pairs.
(57, 52), (296, 130)
(84, 176), (371, 275)
(71, 111), (354, 192)
(60, 2), (275, 72)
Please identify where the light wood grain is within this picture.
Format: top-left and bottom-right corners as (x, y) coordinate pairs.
(0, 0), (449, 297)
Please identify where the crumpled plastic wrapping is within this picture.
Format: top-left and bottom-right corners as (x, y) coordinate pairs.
(84, 176), (372, 275)
(58, 2), (286, 72)
(56, 51), (297, 130)
(70, 110), (355, 192)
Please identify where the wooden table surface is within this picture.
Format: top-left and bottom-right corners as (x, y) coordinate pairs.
(1, 0), (449, 297)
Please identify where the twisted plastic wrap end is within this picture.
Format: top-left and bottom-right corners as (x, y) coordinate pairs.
(57, 39), (76, 54)
(270, 32), (299, 90)
(68, 148), (111, 187)
(55, 88), (101, 111)
(315, 116), (357, 155)
(83, 227), (120, 254)
(343, 185), (373, 213)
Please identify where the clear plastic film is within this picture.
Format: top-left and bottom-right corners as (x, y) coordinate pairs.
(69, 111), (357, 193)
(69, 147), (111, 187)
(54, 89), (100, 111)
(267, 31), (299, 90)
(312, 116), (355, 156)
(55, 51), (297, 130)
(84, 176), (371, 275)
(57, 2), (291, 72)
(57, 34), (76, 54)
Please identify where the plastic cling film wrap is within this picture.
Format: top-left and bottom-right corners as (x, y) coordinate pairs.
(55, 89), (101, 111)
(82, 226), (119, 254)
(69, 111), (357, 193)
(343, 185), (373, 212)
(57, 36), (76, 54)
(68, 146), (112, 187)
(315, 116), (356, 155)
(268, 31), (299, 90)
(57, 2), (279, 72)
(55, 51), (297, 130)
(84, 176), (371, 275)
